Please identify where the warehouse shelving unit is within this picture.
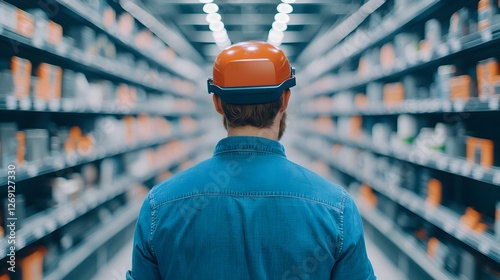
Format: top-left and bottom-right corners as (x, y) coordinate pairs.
(295, 0), (500, 279)
(0, 0), (210, 279)
(295, 141), (500, 262)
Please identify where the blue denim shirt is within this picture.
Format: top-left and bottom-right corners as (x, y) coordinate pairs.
(127, 136), (375, 279)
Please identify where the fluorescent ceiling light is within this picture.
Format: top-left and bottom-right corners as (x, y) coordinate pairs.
(268, 38), (282, 46)
(277, 3), (293, 14)
(209, 21), (224, 31)
(268, 28), (284, 40)
(272, 21), (287, 32)
(199, 0), (213, 3)
(212, 29), (228, 40)
(206, 13), (221, 23)
(274, 13), (290, 23)
(203, 3), (219, 13)
(281, 0), (295, 3)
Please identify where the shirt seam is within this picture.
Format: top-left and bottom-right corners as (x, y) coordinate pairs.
(148, 192), (157, 258)
(337, 189), (347, 260)
(213, 150), (286, 157)
(151, 193), (342, 212)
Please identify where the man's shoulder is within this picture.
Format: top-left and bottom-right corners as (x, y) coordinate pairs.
(148, 158), (215, 206)
(285, 160), (348, 208)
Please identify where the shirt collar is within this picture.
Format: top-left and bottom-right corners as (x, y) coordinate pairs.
(213, 136), (287, 158)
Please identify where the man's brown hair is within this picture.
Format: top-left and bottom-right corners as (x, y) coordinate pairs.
(221, 97), (283, 129)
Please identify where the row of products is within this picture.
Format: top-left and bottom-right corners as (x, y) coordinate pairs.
(0, 1), (178, 70)
(360, 1), (500, 75)
(0, 116), (199, 169)
(352, 182), (499, 280)
(0, 195), (142, 280)
(0, 56), (197, 109)
(311, 115), (498, 169)
(0, 138), (200, 278)
(0, 3), (196, 98)
(305, 0), (500, 83)
(305, 56), (500, 112)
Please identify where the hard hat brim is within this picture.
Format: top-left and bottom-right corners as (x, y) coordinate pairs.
(207, 67), (296, 105)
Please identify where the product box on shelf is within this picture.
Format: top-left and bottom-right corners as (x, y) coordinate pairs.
(380, 43), (396, 70)
(478, 0), (500, 30)
(383, 82), (405, 106)
(450, 75), (474, 101)
(0, 57), (32, 102)
(435, 65), (456, 99)
(424, 19), (443, 52)
(68, 26), (96, 55)
(466, 136), (494, 168)
(359, 184), (377, 208)
(29, 9), (63, 47)
(394, 33), (419, 65)
(117, 12), (136, 39)
(19, 247), (46, 280)
(24, 129), (49, 163)
(425, 178), (442, 207)
(477, 58), (500, 100)
(35, 63), (62, 104)
(102, 5), (116, 30)
(0, 2), (35, 38)
(11, 57), (32, 100)
(16, 131), (26, 165)
(51, 175), (84, 205)
(449, 8), (476, 39)
(0, 123), (18, 169)
(460, 207), (488, 233)
(427, 237), (450, 268)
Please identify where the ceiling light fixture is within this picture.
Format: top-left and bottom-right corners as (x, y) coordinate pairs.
(203, 3), (219, 13)
(209, 21), (225, 31)
(272, 21), (287, 32)
(277, 3), (293, 14)
(206, 13), (221, 23)
(201, 1), (232, 52)
(274, 13), (290, 23)
(268, 2), (293, 46)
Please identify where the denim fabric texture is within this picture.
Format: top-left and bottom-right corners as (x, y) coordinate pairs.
(127, 136), (376, 280)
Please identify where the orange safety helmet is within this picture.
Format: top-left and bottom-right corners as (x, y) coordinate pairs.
(207, 41), (296, 104)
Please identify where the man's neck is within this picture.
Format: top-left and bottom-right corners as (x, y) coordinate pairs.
(227, 126), (279, 141)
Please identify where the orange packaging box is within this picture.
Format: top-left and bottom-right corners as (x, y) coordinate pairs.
(426, 178), (442, 207)
(354, 93), (368, 108)
(11, 57), (32, 99)
(0, 273), (9, 280)
(117, 13), (135, 38)
(102, 6), (116, 29)
(16, 131), (25, 165)
(47, 21), (63, 46)
(349, 116), (363, 139)
(16, 9), (35, 38)
(383, 82), (405, 106)
(460, 207), (482, 229)
(35, 63), (62, 102)
(450, 75), (473, 101)
(477, 58), (500, 99)
(123, 116), (136, 144)
(380, 43), (396, 70)
(466, 137), (494, 168)
(19, 247), (46, 280)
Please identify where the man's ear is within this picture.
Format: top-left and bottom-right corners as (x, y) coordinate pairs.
(280, 89), (291, 113)
(212, 94), (224, 115)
